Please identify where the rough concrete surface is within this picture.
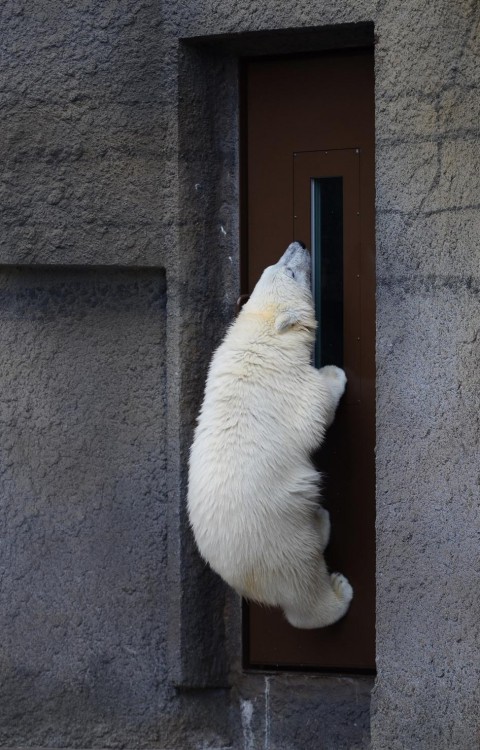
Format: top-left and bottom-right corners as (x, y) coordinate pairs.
(0, 268), (169, 746)
(0, 0), (174, 267)
(0, 0), (479, 747)
(372, 2), (480, 746)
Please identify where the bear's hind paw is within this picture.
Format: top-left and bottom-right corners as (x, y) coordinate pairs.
(330, 572), (353, 604)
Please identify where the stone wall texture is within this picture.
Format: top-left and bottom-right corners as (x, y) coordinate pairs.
(0, 0), (479, 748)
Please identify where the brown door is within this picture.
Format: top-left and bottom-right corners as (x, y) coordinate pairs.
(242, 50), (375, 670)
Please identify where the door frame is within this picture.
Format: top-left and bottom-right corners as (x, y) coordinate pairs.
(239, 48), (376, 672)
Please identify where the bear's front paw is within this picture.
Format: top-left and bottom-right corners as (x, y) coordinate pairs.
(320, 365), (347, 386)
(319, 365), (347, 399)
(330, 572), (353, 604)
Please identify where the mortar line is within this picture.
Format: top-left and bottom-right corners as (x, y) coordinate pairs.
(264, 676), (271, 750)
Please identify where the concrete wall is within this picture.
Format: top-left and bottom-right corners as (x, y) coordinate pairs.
(0, 0), (479, 748)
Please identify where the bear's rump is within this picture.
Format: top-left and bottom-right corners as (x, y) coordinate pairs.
(193, 498), (322, 599)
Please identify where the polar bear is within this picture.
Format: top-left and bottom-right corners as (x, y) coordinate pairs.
(188, 241), (352, 628)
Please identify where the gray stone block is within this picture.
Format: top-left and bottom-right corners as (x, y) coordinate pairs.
(424, 139), (480, 212)
(374, 279), (480, 749)
(377, 209), (480, 277)
(375, 0), (475, 96)
(0, 1), (174, 267)
(377, 94), (437, 141)
(376, 142), (438, 213)
(438, 87), (480, 136)
(0, 268), (170, 746)
(235, 674), (373, 750)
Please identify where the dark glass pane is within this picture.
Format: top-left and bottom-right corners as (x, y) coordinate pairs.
(311, 177), (343, 368)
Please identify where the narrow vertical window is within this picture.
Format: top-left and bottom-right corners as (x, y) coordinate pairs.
(311, 177), (343, 368)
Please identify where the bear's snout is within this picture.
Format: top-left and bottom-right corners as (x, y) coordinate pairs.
(277, 241), (310, 267)
(277, 241), (311, 289)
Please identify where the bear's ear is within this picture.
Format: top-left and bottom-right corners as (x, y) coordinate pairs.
(275, 309), (317, 333)
(275, 310), (301, 332)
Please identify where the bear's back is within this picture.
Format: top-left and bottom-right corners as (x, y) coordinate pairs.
(187, 314), (320, 582)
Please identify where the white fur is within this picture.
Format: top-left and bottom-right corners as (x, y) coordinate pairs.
(187, 243), (353, 628)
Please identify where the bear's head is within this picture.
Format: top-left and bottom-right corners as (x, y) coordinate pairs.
(245, 241), (316, 333)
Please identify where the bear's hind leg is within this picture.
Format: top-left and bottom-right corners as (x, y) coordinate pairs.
(282, 569), (353, 630)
